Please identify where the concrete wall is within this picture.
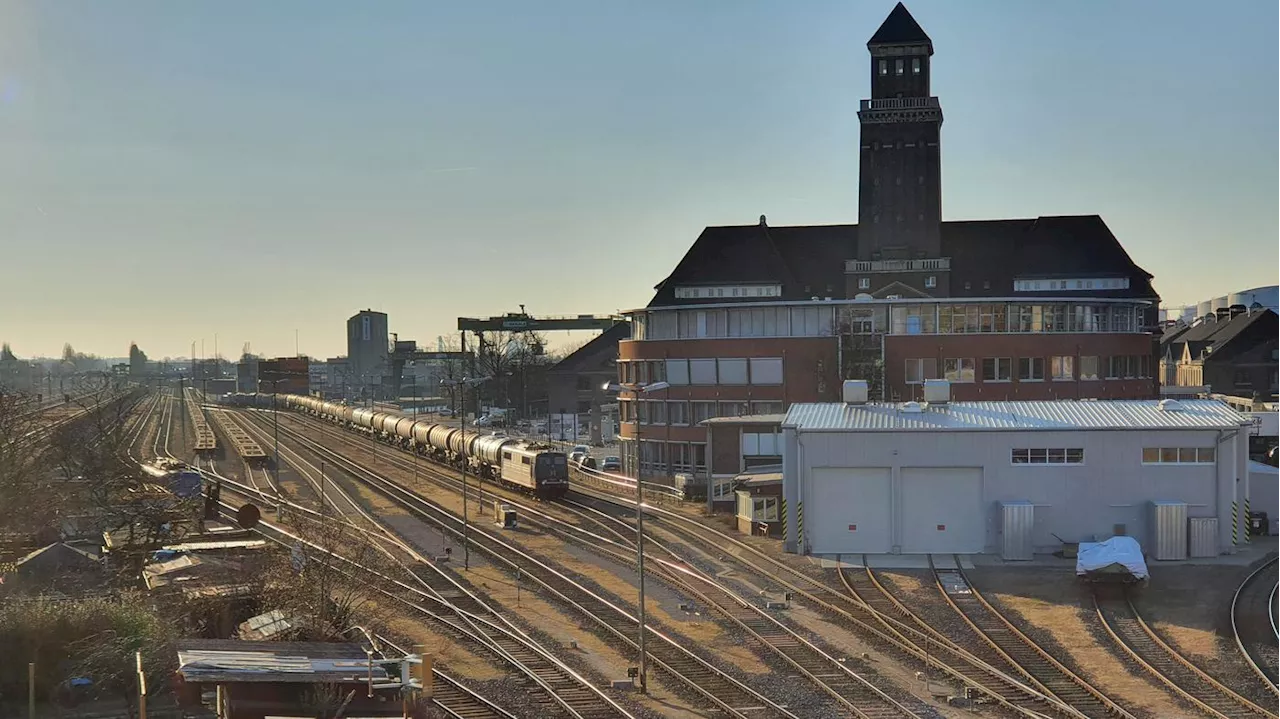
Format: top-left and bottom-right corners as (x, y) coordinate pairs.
(785, 426), (1249, 556)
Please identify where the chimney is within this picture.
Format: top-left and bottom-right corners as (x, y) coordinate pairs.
(759, 215), (767, 226)
(923, 379), (951, 404)
(842, 380), (869, 405)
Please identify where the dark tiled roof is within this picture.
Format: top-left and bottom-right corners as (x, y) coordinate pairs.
(869, 3), (932, 48)
(548, 322), (630, 374)
(1165, 310), (1277, 363)
(648, 215), (1159, 307)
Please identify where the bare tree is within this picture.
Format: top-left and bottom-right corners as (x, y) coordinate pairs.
(51, 390), (198, 578)
(0, 390), (61, 539)
(261, 511), (395, 642)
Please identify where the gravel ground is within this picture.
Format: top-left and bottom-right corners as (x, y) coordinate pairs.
(968, 566), (1194, 719)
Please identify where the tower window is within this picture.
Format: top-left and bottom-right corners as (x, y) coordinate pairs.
(895, 60), (904, 75)
(925, 276), (937, 288)
(964, 281), (972, 291)
(879, 60), (888, 76)
(895, 177), (902, 186)
(912, 58), (921, 74)
(858, 278), (870, 290)
(918, 176), (924, 184)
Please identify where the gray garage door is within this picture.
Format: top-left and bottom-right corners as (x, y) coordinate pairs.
(900, 467), (985, 554)
(808, 467), (892, 555)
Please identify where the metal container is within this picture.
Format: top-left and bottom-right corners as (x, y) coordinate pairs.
(1149, 500), (1188, 561)
(1000, 500), (1035, 561)
(473, 435), (514, 466)
(1188, 517), (1219, 558)
(411, 421), (433, 446)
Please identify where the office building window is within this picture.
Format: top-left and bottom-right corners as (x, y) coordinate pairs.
(905, 358), (938, 384)
(944, 358), (975, 383)
(668, 401), (688, 425)
(982, 358), (1011, 382)
(691, 401), (716, 424)
(1079, 356), (1100, 381)
(1051, 356), (1074, 381)
(1018, 357), (1045, 381)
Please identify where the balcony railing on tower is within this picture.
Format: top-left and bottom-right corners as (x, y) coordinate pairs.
(846, 257), (951, 273)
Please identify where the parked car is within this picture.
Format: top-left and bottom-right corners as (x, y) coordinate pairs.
(580, 456), (598, 471)
(601, 456), (622, 472)
(569, 445), (590, 464)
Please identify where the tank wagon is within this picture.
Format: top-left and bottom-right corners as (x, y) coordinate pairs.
(247, 393), (569, 499)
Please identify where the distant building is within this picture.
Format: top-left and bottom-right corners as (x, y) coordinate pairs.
(258, 357), (310, 395)
(235, 359), (259, 393)
(547, 323), (630, 444)
(1160, 308), (1277, 400)
(192, 359), (220, 382)
(347, 309), (390, 401)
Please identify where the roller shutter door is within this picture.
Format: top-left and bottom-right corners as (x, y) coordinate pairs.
(901, 467), (984, 554)
(808, 467), (892, 555)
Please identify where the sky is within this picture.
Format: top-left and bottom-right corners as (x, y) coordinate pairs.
(0, 1), (1276, 360)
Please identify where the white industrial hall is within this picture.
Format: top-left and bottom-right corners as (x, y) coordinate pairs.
(781, 381), (1255, 559)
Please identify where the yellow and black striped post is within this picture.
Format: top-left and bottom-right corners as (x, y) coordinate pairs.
(797, 501), (805, 554)
(1244, 497), (1251, 539)
(780, 498), (788, 543)
(1232, 500), (1239, 545)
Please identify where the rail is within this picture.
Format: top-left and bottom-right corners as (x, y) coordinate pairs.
(929, 556), (1135, 718)
(1093, 589), (1273, 718)
(1230, 556), (1280, 695)
(256, 415), (798, 719)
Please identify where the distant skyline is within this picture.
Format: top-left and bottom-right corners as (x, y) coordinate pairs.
(1, 0), (1275, 359)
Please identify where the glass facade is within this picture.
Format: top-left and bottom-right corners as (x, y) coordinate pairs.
(632, 301), (1147, 340)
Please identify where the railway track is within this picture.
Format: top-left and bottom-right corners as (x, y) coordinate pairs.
(1232, 557), (1280, 695)
(262, 410), (918, 716)
(1094, 588), (1274, 718)
(244, 410), (802, 719)
(151, 398), (568, 719)
(266, 405), (1107, 719)
(919, 557), (1131, 719)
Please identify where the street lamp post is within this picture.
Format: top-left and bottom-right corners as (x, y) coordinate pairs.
(602, 380), (669, 694)
(442, 376), (487, 570)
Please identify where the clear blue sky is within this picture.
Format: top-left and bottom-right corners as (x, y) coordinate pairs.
(1, 0), (1275, 360)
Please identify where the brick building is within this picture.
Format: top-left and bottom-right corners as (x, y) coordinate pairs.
(257, 357), (311, 395)
(1161, 308), (1278, 400)
(614, 4), (1162, 480)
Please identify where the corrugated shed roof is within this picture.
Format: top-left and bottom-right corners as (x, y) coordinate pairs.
(176, 640), (389, 684)
(784, 399), (1252, 432)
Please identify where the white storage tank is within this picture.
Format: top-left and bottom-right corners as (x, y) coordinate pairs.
(1149, 500), (1188, 561)
(1188, 517), (1218, 558)
(1000, 501), (1035, 561)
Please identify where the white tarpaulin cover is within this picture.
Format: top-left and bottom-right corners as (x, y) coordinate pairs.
(1076, 536), (1149, 580)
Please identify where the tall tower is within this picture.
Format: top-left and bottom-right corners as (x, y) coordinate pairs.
(854, 3), (945, 292)
(346, 309), (389, 401)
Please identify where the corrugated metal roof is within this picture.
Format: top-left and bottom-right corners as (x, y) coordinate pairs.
(176, 641), (390, 684)
(701, 413), (787, 427)
(784, 399), (1252, 432)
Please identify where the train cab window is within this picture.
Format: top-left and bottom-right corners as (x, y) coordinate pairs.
(503, 451), (512, 460)
(522, 457), (531, 464)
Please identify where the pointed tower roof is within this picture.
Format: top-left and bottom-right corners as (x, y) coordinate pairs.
(868, 3), (932, 50)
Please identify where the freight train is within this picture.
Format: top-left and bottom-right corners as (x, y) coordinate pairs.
(221, 393), (569, 499)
